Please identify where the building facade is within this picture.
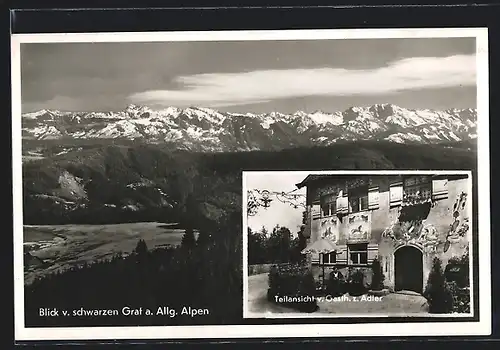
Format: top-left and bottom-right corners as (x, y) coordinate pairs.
(296, 173), (472, 293)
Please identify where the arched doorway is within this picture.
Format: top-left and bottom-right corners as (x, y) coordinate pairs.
(394, 245), (423, 293)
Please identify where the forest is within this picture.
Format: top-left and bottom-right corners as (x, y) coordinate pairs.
(247, 224), (308, 265)
(22, 139), (476, 225)
(24, 211), (243, 327)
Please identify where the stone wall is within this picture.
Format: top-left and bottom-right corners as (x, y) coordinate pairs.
(248, 263), (274, 276)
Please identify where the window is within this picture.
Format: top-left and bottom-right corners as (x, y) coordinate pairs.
(348, 243), (368, 265)
(403, 176), (432, 203)
(320, 193), (337, 217)
(322, 252), (337, 264)
(348, 186), (369, 213)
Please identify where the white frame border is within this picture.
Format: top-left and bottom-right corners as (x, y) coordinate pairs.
(12, 27), (490, 341)
(242, 170), (475, 320)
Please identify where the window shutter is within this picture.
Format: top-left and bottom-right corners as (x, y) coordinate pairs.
(367, 244), (379, 263)
(389, 182), (403, 207)
(368, 186), (380, 210)
(336, 196), (349, 214)
(335, 196), (342, 214)
(336, 248), (348, 264)
(432, 178), (448, 200)
(311, 202), (321, 219)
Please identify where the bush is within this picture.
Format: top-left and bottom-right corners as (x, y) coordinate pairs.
(326, 269), (346, 297)
(347, 268), (367, 296)
(445, 250), (470, 288)
(446, 281), (471, 314)
(424, 257), (454, 313)
(370, 257), (385, 291)
(444, 250), (470, 314)
(267, 263), (318, 313)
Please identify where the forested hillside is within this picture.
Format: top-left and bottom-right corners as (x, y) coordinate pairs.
(23, 139), (476, 226)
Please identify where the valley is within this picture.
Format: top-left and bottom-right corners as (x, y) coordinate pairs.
(23, 222), (186, 285)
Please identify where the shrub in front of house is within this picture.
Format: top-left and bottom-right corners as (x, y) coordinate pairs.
(444, 251), (470, 314)
(347, 268), (368, 296)
(370, 257), (385, 291)
(424, 257), (454, 313)
(446, 280), (471, 314)
(445, 252), (469, 289)
(267, 263), (318, 313)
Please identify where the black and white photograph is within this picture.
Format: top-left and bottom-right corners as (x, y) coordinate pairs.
(11, 28), (490, 340)
(244, 171), (474, 318)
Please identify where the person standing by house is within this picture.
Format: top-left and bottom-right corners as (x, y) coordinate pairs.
(327, 266), (345, 296)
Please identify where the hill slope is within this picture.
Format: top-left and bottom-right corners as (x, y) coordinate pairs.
(22, 140), (476, 225)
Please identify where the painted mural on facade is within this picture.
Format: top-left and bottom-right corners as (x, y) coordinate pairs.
(320, 217), (339, 243)
(444, 191), (469, 251)
(317, 211), (371, 244)
(303, 174), (472, 293)
(381, 190), (470, 256)
(346, 212), (370, 243)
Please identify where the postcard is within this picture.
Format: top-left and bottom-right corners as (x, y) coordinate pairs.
(12, 27), (490, 341)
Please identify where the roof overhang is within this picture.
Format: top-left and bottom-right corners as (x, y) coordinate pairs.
(295, 174), (333, 189)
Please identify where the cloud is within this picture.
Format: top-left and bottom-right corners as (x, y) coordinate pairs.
(128, 54), (476, 108)
(22, 95), (83, 113)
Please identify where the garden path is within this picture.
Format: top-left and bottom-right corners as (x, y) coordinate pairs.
(246, 273), (430, 317)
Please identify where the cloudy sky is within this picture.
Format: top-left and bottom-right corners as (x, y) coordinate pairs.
(20, 37), (476, 114)
(246, 172), (309, 234)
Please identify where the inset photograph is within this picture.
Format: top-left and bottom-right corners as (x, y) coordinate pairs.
(244, 171), (474, 318)
(12, 27), (490, 340)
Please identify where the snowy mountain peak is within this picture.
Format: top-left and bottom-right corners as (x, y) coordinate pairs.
(370, 103), (399, 113)
(124, 104), (152, 117)
(21, 104), (477, 151)
(125, 103), (140, 110)
(22, 109), (62, 119)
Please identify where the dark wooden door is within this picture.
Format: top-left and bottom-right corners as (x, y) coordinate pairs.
(394, 246), (423, 293)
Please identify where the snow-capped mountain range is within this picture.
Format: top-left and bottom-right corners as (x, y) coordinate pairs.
(22, 103), (477, 151)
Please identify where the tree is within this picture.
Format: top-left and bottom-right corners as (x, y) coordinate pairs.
(133, 239), (148, 256)
(248, 227), (269, 264)
(370, 257), (385, 291)
(259, 226), (269, 238)
(297, 212), (308, 254)
(196, 229), (213, 248)
(289, 224), (308, 263)
(268, 226), (292, 263)
(181, 227), (196, 249)
(297, 210), (309, 262)
(424, 257), (454, 313)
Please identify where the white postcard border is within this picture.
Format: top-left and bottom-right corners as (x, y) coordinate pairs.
(12, 27), (491, 341)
